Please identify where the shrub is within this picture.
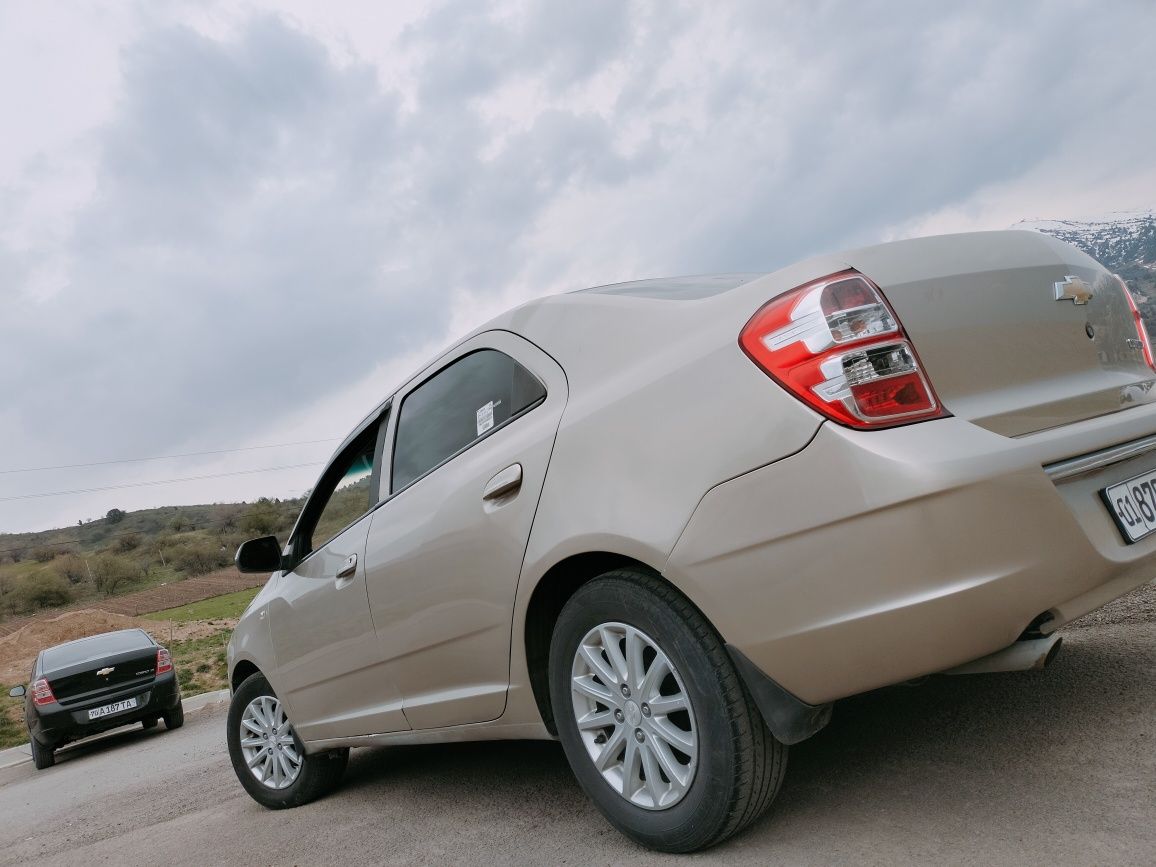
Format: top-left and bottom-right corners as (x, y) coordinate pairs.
(53, 553), (89, 585)
(105, 508), (126, 525)
(160, 538), (231, 577)
(240, 498), (281, 536)
(12, 572), (73, 612)
(112, 533), (142, 553)
(91, 553), (141, 596)
(31, 546), (58, 563)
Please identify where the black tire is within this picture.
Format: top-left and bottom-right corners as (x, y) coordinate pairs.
(549, 570), (787, 853)
(227, 672), (349, 809)
(30, 735), (55, 770)
(141, 717), (159, 730)
(163, 703), (184, 730)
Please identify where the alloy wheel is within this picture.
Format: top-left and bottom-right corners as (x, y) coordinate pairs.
(239, 695), (303, 790)
(569, 621), (698, 810)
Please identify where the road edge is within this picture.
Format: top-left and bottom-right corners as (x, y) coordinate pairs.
(0, 688), (229, 770)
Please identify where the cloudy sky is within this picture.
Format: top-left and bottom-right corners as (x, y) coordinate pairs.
(1, 0), (1154, 533)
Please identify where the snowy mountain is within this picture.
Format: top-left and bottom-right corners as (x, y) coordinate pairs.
(1016, 208), (1156, 272)
(1015, 208), (1156, 319)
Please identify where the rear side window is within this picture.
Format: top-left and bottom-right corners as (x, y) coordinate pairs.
(392, 349), (546, 492)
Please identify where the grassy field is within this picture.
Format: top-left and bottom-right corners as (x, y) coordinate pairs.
(0, 625), (233, 751)
(145, 588), (259, 623)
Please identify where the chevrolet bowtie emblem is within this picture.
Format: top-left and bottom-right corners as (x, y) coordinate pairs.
(96, 667), (115, 676)
(1054, 275), (1094, 305)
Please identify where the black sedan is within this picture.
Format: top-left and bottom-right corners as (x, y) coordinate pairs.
(7, 628), (183, 769)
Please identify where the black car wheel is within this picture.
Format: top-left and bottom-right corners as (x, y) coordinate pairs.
(227, 671), (348, 809)
(163, 703), (184, 730)
(30, 735), (55, 770)
(549, 570), (787, 853)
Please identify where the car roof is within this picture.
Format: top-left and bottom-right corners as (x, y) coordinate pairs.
(574, 273), (766, 301)
(40, 628), (155, 670)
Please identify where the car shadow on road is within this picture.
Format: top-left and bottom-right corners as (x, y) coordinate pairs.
(49, 722), (167, 766)
(335, 627), (1153, 858)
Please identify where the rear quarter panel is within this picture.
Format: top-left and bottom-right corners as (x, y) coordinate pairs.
(500, 260), (847, 720)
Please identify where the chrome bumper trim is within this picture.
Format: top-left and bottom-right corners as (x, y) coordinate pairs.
(1044, 432), (1156, 481)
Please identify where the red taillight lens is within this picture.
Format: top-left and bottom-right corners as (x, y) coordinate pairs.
(1116, 275), (1156, 371)
(740, 270), (946, 428)
(156, 647), (173, 675)
(31, 677), (56, 706)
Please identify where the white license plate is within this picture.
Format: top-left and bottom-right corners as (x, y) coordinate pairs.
(1102, 468), (1156, 543)
(87, 697), (138, 720)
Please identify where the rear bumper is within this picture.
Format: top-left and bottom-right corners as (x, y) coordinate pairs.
(29, 671), (181, 747)
(667, 408), (1156, 706)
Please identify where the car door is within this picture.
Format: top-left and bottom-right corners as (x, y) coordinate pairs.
(267, 409), (409, 741)
(364, 331), (567, 729)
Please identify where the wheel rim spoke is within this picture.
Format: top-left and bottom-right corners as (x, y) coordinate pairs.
(577, 708), (616, 731)
(650, 736), (690, 788)
(646, 693), (688, 716)
(594, 726), (625, 772)
(578, 642), (619, 688)
(639, 655), (671, 702)
(572, 674), (614, 704)
(639, 741), (666, 807)
(650, 716), (695, 754)
(621, 739), (642, 800)
(570, 620), (698, 811)
(598, 626), (629, 684)
(624, 629), (646, 689)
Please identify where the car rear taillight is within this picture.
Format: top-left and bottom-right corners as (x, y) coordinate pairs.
(156, 647), (173, 675)
(1116, 275), (1156, 371)
(740, 270), (947, 429)
(31, 678), (56, 706)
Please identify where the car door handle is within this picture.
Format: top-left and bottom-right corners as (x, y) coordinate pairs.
(483, 463), (522, 500)
(336, 553), (357, 580)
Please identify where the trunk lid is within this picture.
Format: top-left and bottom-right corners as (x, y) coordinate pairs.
(845, 231), (1156, 437)
(41, 629), (158, 705)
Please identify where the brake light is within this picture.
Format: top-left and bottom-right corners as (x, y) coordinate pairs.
(156, 647), (173, 675)
(31, 678), (56, 706)
(1116, 275), (1156, 371)
(740, 270), (946, 428)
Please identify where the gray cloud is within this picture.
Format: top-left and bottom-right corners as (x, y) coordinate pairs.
(2, 0), (1155, 530)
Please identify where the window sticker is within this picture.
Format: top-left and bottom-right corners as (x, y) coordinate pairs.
(476, 400), (499, 436)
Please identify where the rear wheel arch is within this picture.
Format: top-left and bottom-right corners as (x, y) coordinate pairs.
(525, 552), (697, 734)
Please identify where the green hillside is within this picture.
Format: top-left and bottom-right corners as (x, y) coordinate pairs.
(0, 498), (302, 619)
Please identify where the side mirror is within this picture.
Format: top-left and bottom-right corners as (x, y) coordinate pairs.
(235, 536), (284, 574)
(9, 685), (26, 698)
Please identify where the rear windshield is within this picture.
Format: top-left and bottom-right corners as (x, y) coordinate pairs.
(42, 629), (153, 669)
(580, 273), (764, 301)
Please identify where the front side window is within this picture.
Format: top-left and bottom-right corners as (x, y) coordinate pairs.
(392, 349), (546, 492)
(302, 427), (378, 556)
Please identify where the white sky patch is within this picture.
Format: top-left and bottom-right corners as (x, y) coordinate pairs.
(1, 0), (1155, 532)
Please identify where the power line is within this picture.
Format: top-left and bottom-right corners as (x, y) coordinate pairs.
(0, 462), (324, 502)
(0, 437), (341, 475)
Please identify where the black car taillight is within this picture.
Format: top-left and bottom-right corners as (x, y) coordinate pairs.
(31, 677), (56, 706)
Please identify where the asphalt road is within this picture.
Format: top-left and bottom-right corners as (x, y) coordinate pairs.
(1, 618), (1152, 866)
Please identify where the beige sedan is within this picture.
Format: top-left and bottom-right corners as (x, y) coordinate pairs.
(226, 230), (1156, 852)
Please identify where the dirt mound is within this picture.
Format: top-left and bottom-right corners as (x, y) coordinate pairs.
(0, 609), (230, 685)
